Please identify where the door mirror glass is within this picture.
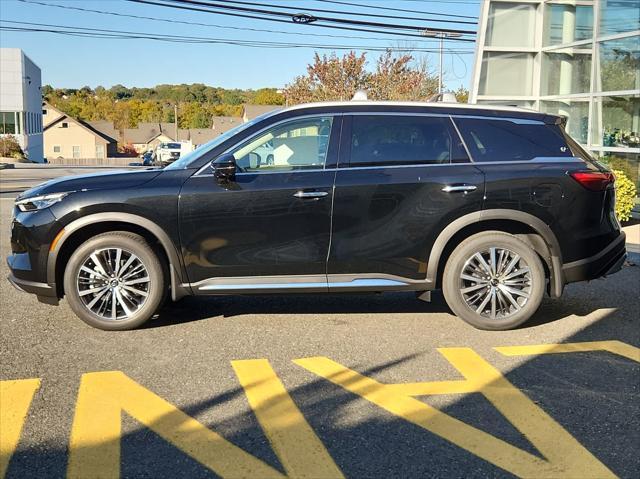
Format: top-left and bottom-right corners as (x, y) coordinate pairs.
(211, 153), (237, 182)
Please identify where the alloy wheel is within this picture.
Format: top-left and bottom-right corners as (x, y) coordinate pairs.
(459, 247), (532, 320)
(76, 247), (150, 320)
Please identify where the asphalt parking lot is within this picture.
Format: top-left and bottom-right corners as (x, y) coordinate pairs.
(1, 166), (639, 478)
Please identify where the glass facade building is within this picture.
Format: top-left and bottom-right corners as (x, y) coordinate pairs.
(470, 0), (640, 212)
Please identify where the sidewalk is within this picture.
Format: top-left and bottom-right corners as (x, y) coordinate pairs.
(623, 222), (640, 256)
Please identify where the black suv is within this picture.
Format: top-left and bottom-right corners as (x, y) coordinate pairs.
(8, 101), (626, 330)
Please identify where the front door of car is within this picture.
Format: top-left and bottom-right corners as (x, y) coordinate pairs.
(179, 115), (340, 291)
(327, 114), (485, 289)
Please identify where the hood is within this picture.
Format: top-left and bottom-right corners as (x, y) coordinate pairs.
(16, 169), (164, 201)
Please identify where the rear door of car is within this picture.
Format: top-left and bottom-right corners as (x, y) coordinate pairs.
(327, 112), (485, 290)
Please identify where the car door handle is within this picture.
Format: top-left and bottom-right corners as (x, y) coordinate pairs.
(293, 191), (329, 198)
(442, 184), (478, 193)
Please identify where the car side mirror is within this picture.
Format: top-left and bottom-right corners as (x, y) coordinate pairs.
(211, 153), (236, 183)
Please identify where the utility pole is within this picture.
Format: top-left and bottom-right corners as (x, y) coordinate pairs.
(421, 30), (463, 94)
(174, 104), (178, 141)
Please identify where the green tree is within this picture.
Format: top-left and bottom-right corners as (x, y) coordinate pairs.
(252, 88), (285, 105)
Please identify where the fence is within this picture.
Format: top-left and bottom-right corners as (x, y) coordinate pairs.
(45, 157), (140, 167)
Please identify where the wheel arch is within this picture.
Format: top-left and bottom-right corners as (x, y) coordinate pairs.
(48, 213), (189, 300)
(427, 209), (564, 297)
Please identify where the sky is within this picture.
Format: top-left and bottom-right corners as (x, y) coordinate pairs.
(0, 0), (481, 91)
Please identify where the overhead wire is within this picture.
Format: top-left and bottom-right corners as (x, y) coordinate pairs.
(127, 0), (477, 42)
(15, 0), (468, 44)
(314, 0), (478, 21)
(0, 20), (475, 53)
(219, 0), (478, 25)
(144, 0), (477, 35)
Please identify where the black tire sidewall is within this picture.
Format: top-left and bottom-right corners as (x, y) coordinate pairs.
(443, 232), (545, 330)
(63, 232), (164, 330)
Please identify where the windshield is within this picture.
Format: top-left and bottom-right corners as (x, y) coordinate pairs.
(165, 113), (273, 170)
(160, 143), (181, 149)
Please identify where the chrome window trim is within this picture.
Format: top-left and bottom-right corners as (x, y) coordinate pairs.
(195, 113), (342, 177)
(194, 158), (578, 178)
(194, 111), (550, 176)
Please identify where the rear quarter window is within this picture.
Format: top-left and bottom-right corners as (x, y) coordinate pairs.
(453, 117), (573, 162)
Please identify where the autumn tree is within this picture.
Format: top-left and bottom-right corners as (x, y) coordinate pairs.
(285, 52), (369, 104)
(283, 51), (439, 105)
(252, 88), (285, 105)
(453, 86), (469, 103)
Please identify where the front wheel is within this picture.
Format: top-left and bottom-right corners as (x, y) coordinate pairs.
(63, 232), (166, 330)
(442, 231), (545, 330)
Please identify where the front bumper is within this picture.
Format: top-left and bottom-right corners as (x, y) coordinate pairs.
(563, 232), (627, 283)
(7, 273), (59, 305)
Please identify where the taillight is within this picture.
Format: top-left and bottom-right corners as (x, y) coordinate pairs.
(570, 171), (615, 191)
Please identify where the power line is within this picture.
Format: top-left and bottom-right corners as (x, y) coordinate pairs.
(129, 0), (477, 42)
(17, 0), (459, 43)
(0, 20), (475, 53)
(315, 0), (477, 21)
(220, 0), (477, 25)
(152, 0), (477, 35)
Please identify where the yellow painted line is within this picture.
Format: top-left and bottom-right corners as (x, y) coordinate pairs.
(295, 353), (615, 478)
(494, 340), (640, 363)
(0, 379), (41, 478)
(68, 371), (286, 479)
(232, 359), (344, 479)
(439, 348), (616, 478)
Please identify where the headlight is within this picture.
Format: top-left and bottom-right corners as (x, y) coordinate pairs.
(15, 192), (71, 212)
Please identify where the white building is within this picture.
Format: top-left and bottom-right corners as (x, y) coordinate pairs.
(0, 48), (43, 162)
(470, 0), (639, 211)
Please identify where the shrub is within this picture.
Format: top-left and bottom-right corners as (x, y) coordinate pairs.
(0, 136), (25, 159)
(118, 142), (138, 157)
(613, 169), (637, 222)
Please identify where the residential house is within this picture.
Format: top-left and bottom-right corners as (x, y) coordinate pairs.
(211, 116), (242, 134)
(43, 107), (117, 160)
(241, 104), (282, 123)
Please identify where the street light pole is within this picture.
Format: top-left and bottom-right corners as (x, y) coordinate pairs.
(421, 30), (463, 95)
(439, 34), (444, 94)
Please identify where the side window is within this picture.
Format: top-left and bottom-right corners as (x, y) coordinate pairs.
(349, 115), (468, 167)
(453, 118), (573, 162)
(233, 117), (333, 172)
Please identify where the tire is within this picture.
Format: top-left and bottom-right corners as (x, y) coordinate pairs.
(442, 231), (545, 330)
(63, 232), (165, 330)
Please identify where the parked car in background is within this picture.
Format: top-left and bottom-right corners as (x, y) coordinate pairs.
(7, 101), (626, 330)
(139, 150), (153, 166)
(154, 141), (193, 166)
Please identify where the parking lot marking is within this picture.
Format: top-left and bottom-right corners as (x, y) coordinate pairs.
(295, 351), (615, 478)
(0, 379), (41, 478)
(68, 371), (289, 479)
(67, 366), (343, 479)
(232, 359), (344, 479)
(494, 340), (640, 362)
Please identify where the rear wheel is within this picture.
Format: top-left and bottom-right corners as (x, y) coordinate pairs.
(442, 231), (545, 330)
(63, 232), (165, 330)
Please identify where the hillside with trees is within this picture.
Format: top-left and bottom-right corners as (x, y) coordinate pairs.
(43, 51), (468, 130)
(42, 84), (284, 130)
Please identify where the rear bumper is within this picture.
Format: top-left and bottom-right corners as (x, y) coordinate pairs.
(562, 232), (627, 283)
